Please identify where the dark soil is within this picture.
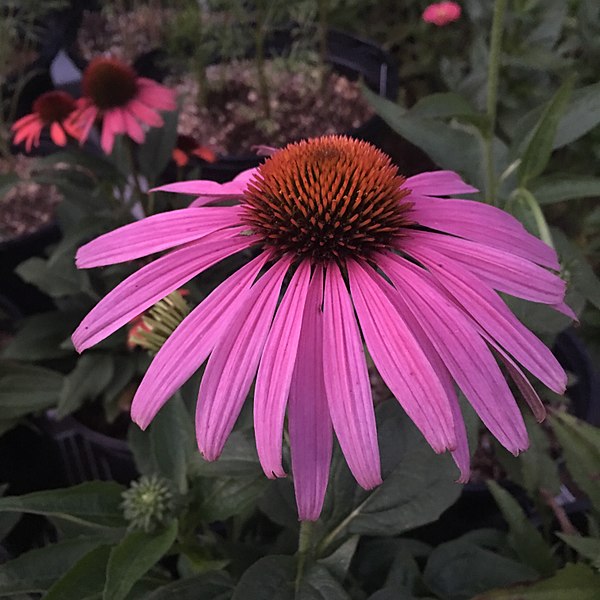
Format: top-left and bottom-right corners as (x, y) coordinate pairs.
(0, 155), (61, 242)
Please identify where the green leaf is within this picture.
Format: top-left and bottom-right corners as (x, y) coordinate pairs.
(0, 536), (111, 596)
(340, 401), (462, 538)
(555, 534), (600, 568)
(363, 86), (486, 188)
(138, 109), (179, 186)
(318, 536), (359, 581)
(148, 396), (195, 493)
(553, 228), (600, 311)
(2, 311), (78, 360)
(231, 556), (295, 600)
(15, 254), (85, 298)
(0, 363), (63, 418)
(487, 481), (555, 576)
(44, 545), (112, 600)
(531, 176), (600, 205)
(554, 82), (600, 148)
(550, 412), (600, 507)
(145, 571), (234, 600)
(473, 563), (600, 599)
(0, 482), (127, 528)
(297, 564), (349, 600)
(409, 93), (477, 119)
(199, 475), (267, 522)
(58, 354), (115, 418)
(517, 78), (573, 186)
(103, 520), (178, 600)
(423, 540), (538, 600)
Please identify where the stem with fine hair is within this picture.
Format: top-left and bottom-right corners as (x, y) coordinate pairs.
(483, 0), (507, 206)
(295, 520), (315, 592)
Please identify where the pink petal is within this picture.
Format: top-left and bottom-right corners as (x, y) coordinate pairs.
(378, 253), (528, 454)
(13, 121), (41, 147)
(407, 244), (567, 394)
(11, 113), (38, 130)
(50, 122), (67, 146)
(100, 111), (119, 154)
(72, 229), (250, 352)
(347, 260), (456, 453)
(553, 301), (578, 321)
(76, 206), (243, 268)
(404, 170), (478, 196)
(322, 262), (382, 490)
(289, 266), (333, 521)
(136, 78), (177, 110)
(128, 99), (164, 127)
(403, 231), (565, 304)
(254, 260), (312, 478)
(122, 109), (145, 144)
(409, 196), (559, 270)
(153, 167), (258, 197)
(131, 252), (270, 429)
(196, 257), (291, 461)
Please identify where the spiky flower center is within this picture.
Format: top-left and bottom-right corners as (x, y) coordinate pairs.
(242, 136), (412, 261)
(82, 57), (138, 110)
(33, 91), (76, 124)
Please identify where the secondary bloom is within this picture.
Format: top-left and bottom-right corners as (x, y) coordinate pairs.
(172, 135), (217, 167)
(423, 2), (461, 26)
(68, 56), (176, 154)
(12, 91), (78, 152)
(72, 136), (569, 520)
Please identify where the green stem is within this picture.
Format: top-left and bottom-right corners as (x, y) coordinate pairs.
(295, 520), (315, 593)
(515, 188), (555, 249)
(483, 0), (507, 206)
(125, 138), (149, 217)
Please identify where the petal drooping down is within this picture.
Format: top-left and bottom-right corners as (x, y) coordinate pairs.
(73, 135), (570, 520)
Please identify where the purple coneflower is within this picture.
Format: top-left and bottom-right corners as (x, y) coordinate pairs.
(72, 136), (569, 520)
(67, 57), (176, 154)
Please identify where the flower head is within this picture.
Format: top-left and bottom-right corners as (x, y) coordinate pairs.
(12, 90), (78, 152)
(72, 135), (569, 521)
(121, 474), (176, 533)
(423, 2), (462, 26)
(172, 134), (217, 167)
(68, 56), (177, 154)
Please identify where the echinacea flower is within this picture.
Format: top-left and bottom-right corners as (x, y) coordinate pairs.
(172, 134), (217, 167)
(72, 135), (569, 520)
(423, 1), (461, 26)
(68, 57), (176, 154)
(11, 90), (77, 152)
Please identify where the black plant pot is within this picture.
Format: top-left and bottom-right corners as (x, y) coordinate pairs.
(37, 412), (137, 486)
(199, 29), (399, 183)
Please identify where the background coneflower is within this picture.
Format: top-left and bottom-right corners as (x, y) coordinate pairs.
(68, 56), (176, 154)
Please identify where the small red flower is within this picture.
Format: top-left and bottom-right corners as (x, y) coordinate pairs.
(172, 135), (217, 167)
(422, 2), (461, 26)
(11, 91), (78, 152)
(68, 57), (176, 155)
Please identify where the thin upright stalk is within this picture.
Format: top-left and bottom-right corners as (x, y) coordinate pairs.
(295, 520), (315, 593)
(483, 0), (507, 205)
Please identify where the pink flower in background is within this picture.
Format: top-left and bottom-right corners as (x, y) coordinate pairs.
(11, 90), (78, 151)
(423, 1), (461, 26)
(72, 136), (569, 520)
(67, 57), (176, 154)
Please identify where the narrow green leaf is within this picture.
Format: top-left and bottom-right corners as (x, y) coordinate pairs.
(517, 78), (573, 185)
(0, 363), (63, 418)
(103, 520), (178, 600)
(473, 563), (600, 599)
(531, 176), (600, 205)
(15, 254), (84, 298)
(487, 481), (555, 576)
(58, 354), (115, 418)
(0, 482), (127, 528)
(145, 571), (234, 600)
(555, 534), (600, 568)
(44, 545), (112, 600)
(554, 81), (600, 148)
(0, 537), (110, 596)
(550, 412), (600, 507)
(424, 540), (538, 600)
(409, 92), (476, 119)
(231, 556), (295, 600)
